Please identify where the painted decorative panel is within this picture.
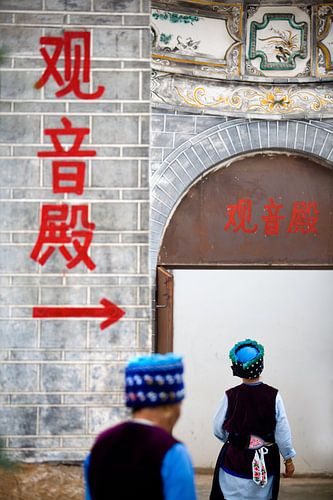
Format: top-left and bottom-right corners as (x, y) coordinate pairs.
(151, 2), (333, 118)
(317, 3), (333, 76)
(152, 71), (333, 119)
(151, 2), (242, 78)
(152, 10), (234, 60)
(246, 6), (311, 78)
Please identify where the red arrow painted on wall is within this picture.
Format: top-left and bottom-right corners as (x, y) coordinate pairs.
(33, 298), (125, 330)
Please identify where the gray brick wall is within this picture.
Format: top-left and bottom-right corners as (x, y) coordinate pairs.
(151, 108), (230, 174)
(0, 0), (150, 461)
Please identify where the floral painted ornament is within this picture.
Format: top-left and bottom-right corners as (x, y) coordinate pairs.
(249, 435), (266, 450)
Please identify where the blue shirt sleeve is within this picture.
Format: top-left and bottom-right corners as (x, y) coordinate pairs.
(83, 453), (92, 500)
(161, 442), (197, 500)
(213, 393), (229, 442)
(274, 392), (296, 460)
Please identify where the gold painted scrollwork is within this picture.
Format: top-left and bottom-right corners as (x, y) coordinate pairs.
(175, 86), (228, 108)
(174, 84), (333, 115)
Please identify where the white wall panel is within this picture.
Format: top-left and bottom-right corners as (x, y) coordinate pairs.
(173, 269), (333, 473)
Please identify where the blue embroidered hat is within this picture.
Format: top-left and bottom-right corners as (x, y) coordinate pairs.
(125, 353), (185, 409)
(229, 339), (264, 379)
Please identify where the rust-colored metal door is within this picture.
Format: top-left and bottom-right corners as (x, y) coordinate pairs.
(156, 266), (173, 353)
(158, 154), (333, 266)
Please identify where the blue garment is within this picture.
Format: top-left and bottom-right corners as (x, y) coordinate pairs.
(162, 442), (197, 500)
(83, 454), (92, 500)
(83, 428), (197, 500)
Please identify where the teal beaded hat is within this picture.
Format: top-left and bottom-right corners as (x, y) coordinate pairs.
(125, 353), (185, 409)
(229, 339), (264, 379)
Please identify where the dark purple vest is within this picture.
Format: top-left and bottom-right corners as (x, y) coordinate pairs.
(88, 421), (178, 500)
(222, 383), (279, 477)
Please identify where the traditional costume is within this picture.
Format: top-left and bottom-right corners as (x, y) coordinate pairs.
(210, 339), (296, 500)
(84, 353), (196, 500)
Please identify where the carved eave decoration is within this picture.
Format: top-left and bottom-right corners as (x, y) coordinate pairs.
(151, 1), (333, 119)
(152, 71), (333, 119)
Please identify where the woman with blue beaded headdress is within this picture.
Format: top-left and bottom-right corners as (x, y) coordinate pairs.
(84, 353), (196, 500)
(210, 339), (296, 500)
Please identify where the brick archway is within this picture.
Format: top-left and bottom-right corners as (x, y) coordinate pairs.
(150, 119), (333, 269)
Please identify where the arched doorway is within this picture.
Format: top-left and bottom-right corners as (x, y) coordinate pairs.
(155, 153), (333, 473)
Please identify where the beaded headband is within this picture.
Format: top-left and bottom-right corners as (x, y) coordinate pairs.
(125, 353), (185, 409)
(229, 339), (264, 379)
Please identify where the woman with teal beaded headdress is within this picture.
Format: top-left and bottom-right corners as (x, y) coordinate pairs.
(210, 339), (296, 500)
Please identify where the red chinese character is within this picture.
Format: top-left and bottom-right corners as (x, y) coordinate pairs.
(262, 197), (285, 236)
(52, 161), (86, 195)
(38, 117), (96, 158)
(224, 198), (258, 234)
(287, 201), (319, 234)
(35, 31), (105, 99)
(31, 204), (96, 270)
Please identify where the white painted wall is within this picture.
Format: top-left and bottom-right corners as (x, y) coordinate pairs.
(173, 270), (333, 474)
